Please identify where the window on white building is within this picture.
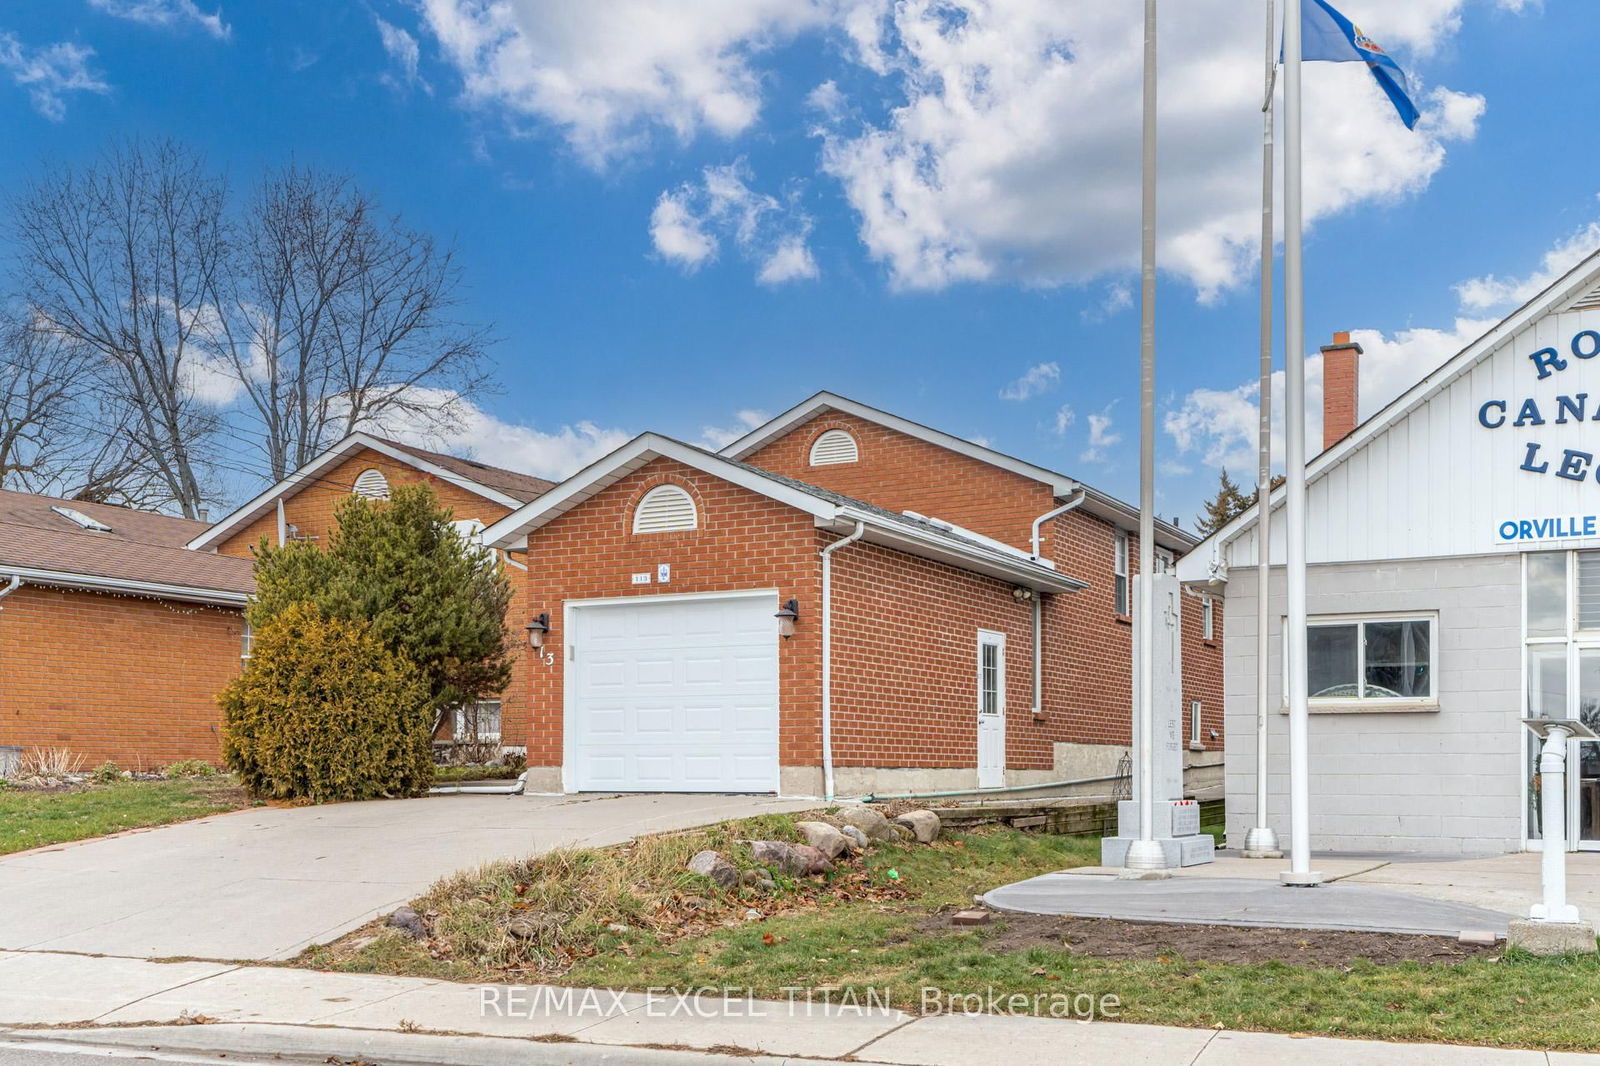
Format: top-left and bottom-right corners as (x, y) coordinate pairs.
(1113, 531), (1130, 616)
(1304, 615), (1435, 703)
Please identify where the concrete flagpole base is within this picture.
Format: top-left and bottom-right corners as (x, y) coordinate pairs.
(1241, 826), (1281, 859)
(1279, 869), (1325, 887)
(1507, 918), (1598, 956)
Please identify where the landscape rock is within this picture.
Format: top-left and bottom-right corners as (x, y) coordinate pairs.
(687, 849), (740, 889)
(891, 823), (915, 842)
(839, 825), (871, 851)
(794, 820), (851, 859)
(836, 805), (897, 842)
(746, 839), (833, 876)
(894, 810), (941, 843)
(386, 906), (427, 940)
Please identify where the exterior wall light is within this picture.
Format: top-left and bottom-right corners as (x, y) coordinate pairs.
(775, 599), (800, 639)
(525, 612), (550, 649)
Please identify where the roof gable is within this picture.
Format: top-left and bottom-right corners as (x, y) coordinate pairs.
(187, 433), (549, 551)
(1179, 246), (1600, 581)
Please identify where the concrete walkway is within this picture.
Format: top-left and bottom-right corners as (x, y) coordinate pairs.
(0, 952), (1591, 1066)
(0, 792), (811, 961)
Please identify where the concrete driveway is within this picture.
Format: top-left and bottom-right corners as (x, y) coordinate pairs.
(0, 792), (813, 961)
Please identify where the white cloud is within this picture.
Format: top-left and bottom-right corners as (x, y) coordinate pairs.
(806, 79), (846, 122)
(700, 408), (769, 448)
(1081, 282), (1133, 323)
(363, 388), (633, 481)
(818, 1), (1487, 297)
(650, 161), (817, 285)
(0, 33), (109, 121)
(375, 15), (431, 94)
(1052, 404), (1074, 435)
(649, 189), (719, 270)
(87, 0), (230, 40)
(1455, 221), (1600, 312)
(999, 361), (1060, 401)
(416, 0), (834, 168)
(1080, 406), (1121, 464)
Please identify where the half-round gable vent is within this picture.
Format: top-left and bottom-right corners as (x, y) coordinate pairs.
(633, 484), (698, 534)
(352, 468), (391, 500)
(809, 429), (859, 466)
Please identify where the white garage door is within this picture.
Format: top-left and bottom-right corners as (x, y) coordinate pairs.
(567, 591), (780, 793)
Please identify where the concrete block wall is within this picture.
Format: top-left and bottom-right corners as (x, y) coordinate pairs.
(1222, 554), (1523, 854)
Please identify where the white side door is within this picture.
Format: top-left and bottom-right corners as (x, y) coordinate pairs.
(976, 630), (1006, 789)
(566, 591), (780, 793)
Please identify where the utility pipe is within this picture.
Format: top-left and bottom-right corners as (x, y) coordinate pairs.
(1532, 725), (1580, 922)
(1029, 491), (1086, 718)
(820, 521), (866, 802)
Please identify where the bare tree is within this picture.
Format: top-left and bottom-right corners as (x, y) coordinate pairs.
(9, 140), (230, 518)
(227, 165), (492, 481)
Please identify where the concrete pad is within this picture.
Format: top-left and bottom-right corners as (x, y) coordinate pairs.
(1506, 918), (1598, 956)
(0, 792), (813, 961)
(325, 980), (652, 1038)
(578, 990), (908, 1058)
(1069, 856), (1390, 882)
(1347, 852), (1600, 933)
(1195, 1029), (1546, 1064)
(857, 1013), (1214, 1065)
(0, 953), (234, 1025)
(983, 873), (1516, 937)
(96, 963), (436, 1025)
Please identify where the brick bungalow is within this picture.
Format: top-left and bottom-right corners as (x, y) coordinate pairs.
(481, 392), (1221, 797)
(187, 432), (553, 749)
(0, 489), (254, 769)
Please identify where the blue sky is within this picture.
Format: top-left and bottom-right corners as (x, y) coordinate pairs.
(0, 0), (1592, 526)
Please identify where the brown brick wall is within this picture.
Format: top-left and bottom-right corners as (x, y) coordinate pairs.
(0, 585), (244, 767)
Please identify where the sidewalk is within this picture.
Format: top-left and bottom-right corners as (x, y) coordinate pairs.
(0, 950), (1591, 1066)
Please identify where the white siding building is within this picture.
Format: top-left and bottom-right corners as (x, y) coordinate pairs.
(1177, 250), (1600, 855)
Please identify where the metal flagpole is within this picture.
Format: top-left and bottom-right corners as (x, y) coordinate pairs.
(1124, 0), (1167, 874)
(1280, 0), (1321, 887)
(1243, 0), (1282, 860)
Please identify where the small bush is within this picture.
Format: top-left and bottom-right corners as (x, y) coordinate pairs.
(19, 746), (83, 779)
(220, 601), (434, 803)
(163, 759), (218, 779)
(90, 761), (123, 784)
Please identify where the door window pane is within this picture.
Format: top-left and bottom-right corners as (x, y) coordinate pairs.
(1364, 620), (1430, 698)
(979, 643), (999, 714)
(1527, 552), (1568, 637)
(1579, 553), (1600, 632)
(1307, 624), (1359, 698)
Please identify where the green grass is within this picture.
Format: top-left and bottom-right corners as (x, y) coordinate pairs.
(0, 777), (251, 855)
(432, 764), (523, 783)
(299, 817), (1600, 1051)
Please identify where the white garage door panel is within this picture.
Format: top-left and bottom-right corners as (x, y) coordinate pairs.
(570, 593), (780, 793)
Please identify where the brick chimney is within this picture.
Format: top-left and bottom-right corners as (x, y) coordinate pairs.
(1321, 331), (1362, 451)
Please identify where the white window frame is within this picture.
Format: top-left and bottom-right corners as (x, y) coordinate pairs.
(1155, 547), (1174, 573)
(1202, 594), (1215, 641)
(1189, 698), (1204, 749)
(1289, 611), (1439, 710)
(454, 699), (502, 742)
(240, 619), (253, 661)
(1113, 531), (1130, 616)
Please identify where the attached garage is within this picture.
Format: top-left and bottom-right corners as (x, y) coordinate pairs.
(564, 590), (781, 793)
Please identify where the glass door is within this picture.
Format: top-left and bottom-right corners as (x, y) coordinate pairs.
(1571, 647), (1600, 851)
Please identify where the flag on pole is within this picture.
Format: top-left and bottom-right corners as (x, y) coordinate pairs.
(1300, 0), (1419, 129)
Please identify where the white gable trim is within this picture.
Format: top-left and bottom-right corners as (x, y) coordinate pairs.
(1177, 246), (1600, 584)
(187, 433), (527, 551)
(479, 433), (1086, 594)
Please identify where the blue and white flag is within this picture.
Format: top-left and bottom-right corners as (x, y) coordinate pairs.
(1300, 0), (1420, 130)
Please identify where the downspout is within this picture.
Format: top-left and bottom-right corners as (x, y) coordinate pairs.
(1029, 491), (1085, 717)
(820, 520), (866, 802)
(0, 574), (21, 609)
(276, 499), (287, 546)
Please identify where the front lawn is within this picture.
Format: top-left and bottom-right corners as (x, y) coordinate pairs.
(0, 776), (252, 855)
(300, 814), (1600, 1051)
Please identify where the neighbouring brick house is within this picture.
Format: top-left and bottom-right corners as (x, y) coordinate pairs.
(0, 489), (254, 768)
(481, 392), (1221, 797)
(187, 432), (553, 751)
